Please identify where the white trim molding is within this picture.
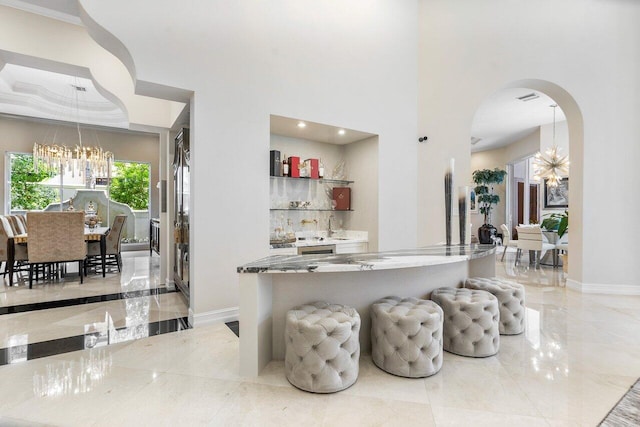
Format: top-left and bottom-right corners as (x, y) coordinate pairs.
(567, 279), (640, 295)
(191, 306), (239, 327)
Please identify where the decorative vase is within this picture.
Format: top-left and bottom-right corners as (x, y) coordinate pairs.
(478, 224), (496, 244)
(458, 186), (467, 245)
(444, 159), (454, 246)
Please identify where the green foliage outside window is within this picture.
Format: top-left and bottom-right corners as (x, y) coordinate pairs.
(110, 162), (150, 210)
(10, 154), (57, 210)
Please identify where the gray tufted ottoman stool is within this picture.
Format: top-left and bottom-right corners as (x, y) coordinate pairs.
(284, 302), (360, 393)
(371, 296), (443, 378)
(431, 288), (500, 357)
(465, 277), (526, 335)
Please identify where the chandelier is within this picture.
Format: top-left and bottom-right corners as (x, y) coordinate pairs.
(32, 79), (114, 182)
(31, 80), (115, 215)
(533, 104), (569, 187)
(33, 142), (113, 178)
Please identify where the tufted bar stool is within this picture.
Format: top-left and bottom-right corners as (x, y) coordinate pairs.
(284, 302), (360, 393)
(431, 287), (500, 358)
(371, 296), (443, 378)
(465, 277), (526, 335)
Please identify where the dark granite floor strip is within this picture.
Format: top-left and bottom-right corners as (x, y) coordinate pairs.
(0, 316), (190, 366)
(225, 321), (239, 337)
(0, 287), (175, 316)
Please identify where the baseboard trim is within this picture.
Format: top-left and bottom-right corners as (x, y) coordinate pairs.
(192, 306), (239, 327)
(567, 279), (640, 295)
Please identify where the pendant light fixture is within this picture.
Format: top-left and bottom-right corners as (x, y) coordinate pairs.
(32, 79), (114, 214)
(533, 104), (569, 187)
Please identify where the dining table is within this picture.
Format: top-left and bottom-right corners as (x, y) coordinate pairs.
(8, 226), (110, 285)
(12, 226), (110, 244)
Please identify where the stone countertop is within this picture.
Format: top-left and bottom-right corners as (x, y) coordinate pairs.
(239, 244), (495, 274)
(291, 236), (368, 247)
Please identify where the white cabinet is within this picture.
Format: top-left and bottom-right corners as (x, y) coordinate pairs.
(335, 242), (368, 254)
(269, 247), (297, 256)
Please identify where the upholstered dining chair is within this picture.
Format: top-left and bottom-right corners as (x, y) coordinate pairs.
(6, 214), (26, 236)
(0, 215), (29, 286)
(26, 211), (86, 288)
(499, 224), (518, 262)
(86, 215), (127, 277)
(515, 225), (556, 268)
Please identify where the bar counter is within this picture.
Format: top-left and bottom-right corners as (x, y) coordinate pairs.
(237, 244), (496, 376)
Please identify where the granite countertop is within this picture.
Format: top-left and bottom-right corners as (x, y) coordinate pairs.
(238, 244), (495, 274)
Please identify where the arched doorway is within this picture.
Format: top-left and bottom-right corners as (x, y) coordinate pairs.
(471, 79), (583, 283)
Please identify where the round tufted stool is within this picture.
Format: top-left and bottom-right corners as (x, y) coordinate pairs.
(431, 288), (500, 357)
(465, 277), (526, 335)
(284, 302), (360, 393)
(371, 296), (443, 378)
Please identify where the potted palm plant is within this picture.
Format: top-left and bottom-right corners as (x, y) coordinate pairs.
(472, 168), (507, 244)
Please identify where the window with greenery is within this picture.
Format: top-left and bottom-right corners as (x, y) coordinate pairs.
(10, 153), (57, 211)
(8, 154), (150, 212)
(110, 161), (150, 210)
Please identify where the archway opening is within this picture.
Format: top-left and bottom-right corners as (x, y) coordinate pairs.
(470, 79), (583, 284)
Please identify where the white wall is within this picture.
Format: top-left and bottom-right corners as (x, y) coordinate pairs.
(14, 0), (637, 305)
(504, 129), (541, 164)
(80, 0), (419, 323)
(0, 115), (160, 218)
(344, 136), (379, 251)
(418, 0), (640, 290)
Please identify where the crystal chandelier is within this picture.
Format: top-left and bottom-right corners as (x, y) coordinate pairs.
(32, 142), (113, 178)
(32, 80), (113, 182)
(31, 81), (115, 214)
(533, 104), (569, 187)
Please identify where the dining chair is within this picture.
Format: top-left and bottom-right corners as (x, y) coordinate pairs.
(555, 233), (568, 263)
(0, 216), (29, 286)
(515, 225), (556, 268)
(15, 215), (27, 233)
(86, 215), (127, 277)
(499, 224), (518, 262)
(6, 215), (26, 235)
(26, 211), (86, 288)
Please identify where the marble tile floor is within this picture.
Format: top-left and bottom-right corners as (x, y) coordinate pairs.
(0, 252), (165, 309)
(0, 252), (189, 366)
(1, 252), (640, 425)
(0, 292), (189, 348)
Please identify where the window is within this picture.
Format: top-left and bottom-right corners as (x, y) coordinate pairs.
(7, 153), (150, 213)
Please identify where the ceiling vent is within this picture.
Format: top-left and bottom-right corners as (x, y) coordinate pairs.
(517, 92), (539, 102)
(71, 85), (87, 92)
(470, 136), (482, 145)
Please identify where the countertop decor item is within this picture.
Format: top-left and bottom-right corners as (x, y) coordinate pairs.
(444, 159), (454, 246)
(472, 167), (507, 244)
(458, 186), (468, 245)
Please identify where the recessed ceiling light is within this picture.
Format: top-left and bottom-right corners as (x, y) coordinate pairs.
(338, 129), (345, 135)
(297, 122), (306, 128)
